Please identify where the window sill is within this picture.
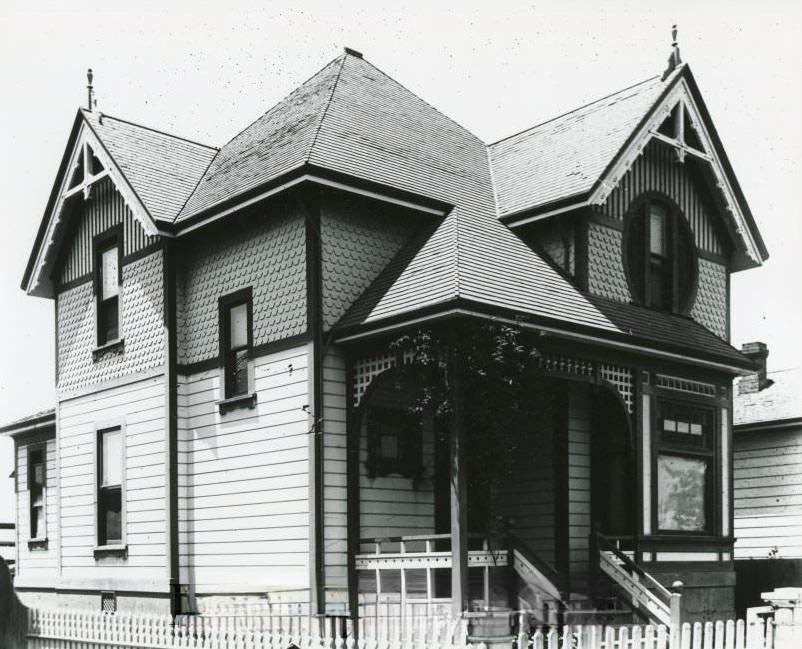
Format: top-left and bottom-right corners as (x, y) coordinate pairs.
(92, 338), (125, 361)
(27, 537), (48, 551)
(93, 544), (128, 559)
(217, 392), (257, 414)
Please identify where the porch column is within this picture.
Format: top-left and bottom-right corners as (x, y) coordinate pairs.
(449, 349), (468, 616)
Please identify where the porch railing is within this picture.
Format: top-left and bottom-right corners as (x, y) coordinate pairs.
(593, 531), (680, 627)
(355, 533), (508, 616)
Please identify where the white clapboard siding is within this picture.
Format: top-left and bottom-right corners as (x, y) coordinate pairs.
(177, 344), (310, 591)
(15, 439), (58, 578)
(358, 411), (436, 541)
(322, 347), (349, 596)
(58, 373), (166, 581)
(567, 385), (592, 579)
(734, 428), (802, 559)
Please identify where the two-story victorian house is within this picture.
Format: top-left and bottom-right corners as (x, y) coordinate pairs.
(1, 40), (768, 629)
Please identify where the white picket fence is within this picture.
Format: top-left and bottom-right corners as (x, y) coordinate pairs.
(521, 619), (780, 649)
(24, 608), (796, 649)
(26, 608), (473, 649)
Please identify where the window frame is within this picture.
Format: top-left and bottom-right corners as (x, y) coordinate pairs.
(651, 392), (719, 537)
(92, 225), (123, 348)
(218, 287), (254, 402)
(95, 422), (126, 551)
(365, 405), (424, 480)
(623, 192), (698, 314)
(27, 444), (47, 542)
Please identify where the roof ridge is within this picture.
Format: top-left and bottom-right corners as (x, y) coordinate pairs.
(173, 147), (222, 222)
(488, 74), (662, 147)
(81, 109), (218, 151)
(211, 54), (345, 155)
(485, 145), (501, 218)
(353, 54), (486, 147)
(306, 53), (348, 164)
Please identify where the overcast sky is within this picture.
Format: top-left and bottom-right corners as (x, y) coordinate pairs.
(0, 0), (800, 521)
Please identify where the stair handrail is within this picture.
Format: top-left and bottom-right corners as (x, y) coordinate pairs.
(507, 534), (563, 601)
(594, 532), (671, 602)
(593, 530), (676, 626)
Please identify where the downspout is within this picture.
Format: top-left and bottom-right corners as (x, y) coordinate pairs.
(163, 241), (180, 616)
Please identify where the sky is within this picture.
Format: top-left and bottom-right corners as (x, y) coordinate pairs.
(0, 0), (800, 521)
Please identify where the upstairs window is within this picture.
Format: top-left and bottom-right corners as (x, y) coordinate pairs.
(28, 447), (46, 539)
(219, 289), (253, 399)
(624, 196), (696, 313)
(98, 427), (123, 546)
(94, 230), (122, 346)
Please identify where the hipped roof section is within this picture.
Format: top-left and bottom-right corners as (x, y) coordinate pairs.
(22, 50), (765, 371)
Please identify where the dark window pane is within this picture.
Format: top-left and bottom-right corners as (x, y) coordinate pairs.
(100, 487), (122, 544)
(649, 205), (668, 256)
(380, 433), (398, 460)
(99, 297), (119, 344)
(227, 349), (249, 396)
(32, 505), (44, 538)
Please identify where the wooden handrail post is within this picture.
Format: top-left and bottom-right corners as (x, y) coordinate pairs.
(670, 580), (684, 641)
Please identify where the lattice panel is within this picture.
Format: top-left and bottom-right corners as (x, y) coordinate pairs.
(599, 364), (634, 413)
(353, 353), (397, 406)
(656, 374), (717, 398)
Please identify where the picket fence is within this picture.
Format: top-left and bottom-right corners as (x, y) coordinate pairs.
(24, 608), (791, 649)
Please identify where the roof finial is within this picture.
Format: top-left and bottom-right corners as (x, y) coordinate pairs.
(86, 68), (95, 111)
(661, 24), (682, 80)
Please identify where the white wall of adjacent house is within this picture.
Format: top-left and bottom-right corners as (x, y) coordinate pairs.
(734, 428), (802, 559)
(176, 344), (312, 607)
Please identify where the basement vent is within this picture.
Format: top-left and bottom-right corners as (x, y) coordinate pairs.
(101, 591), (117, 614)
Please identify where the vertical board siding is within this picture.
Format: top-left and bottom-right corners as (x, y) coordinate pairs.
(567, 385), (591, 581)
(177, 345), (310, 594)
(321, 348), (349, 597)
(179, 205), (306, 366)
(15, 440), (58, 578)
(496, 418), (556, 567)
(734, 429), (802, 559)
(58, 374), (166, 581)
(320, 193), (418, 330)
(58, 177), (159, 286)
(57, 250), (165, 392)
(599, 139), (724, 256)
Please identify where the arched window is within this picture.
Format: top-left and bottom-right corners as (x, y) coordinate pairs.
(624, 195), (697, 313)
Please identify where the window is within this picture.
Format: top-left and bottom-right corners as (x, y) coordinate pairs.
(655, 400), (715, 534)
(366, 406), (423, 480)
(219, 289), (253, 399)
(28, 448), (45, 539)
(94, 230), (121, 346)
(624, 196), (696, 313)
(98, 427), (123, 546)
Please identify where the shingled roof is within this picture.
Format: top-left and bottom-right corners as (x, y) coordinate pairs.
(82, 110), (218, 223)
(488, 75), (668, 218)
(25, 49), (762, 371)
(735, 367), (802, 429)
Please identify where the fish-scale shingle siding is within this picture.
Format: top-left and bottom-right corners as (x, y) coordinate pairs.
(587, 223), (631, 304)
(57, 250), (165, 392)
(691, 258), (728, 339)
(321, 193), (419, 330)
(179, 205), (307, 366)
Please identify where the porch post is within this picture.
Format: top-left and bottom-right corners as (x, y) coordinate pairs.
(449, 348), (468, 616)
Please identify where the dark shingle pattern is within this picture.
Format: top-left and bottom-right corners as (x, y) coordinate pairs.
(82, 110), (217, 223)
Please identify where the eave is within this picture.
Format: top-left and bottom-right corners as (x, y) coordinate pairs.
(332, 297), (755, 376)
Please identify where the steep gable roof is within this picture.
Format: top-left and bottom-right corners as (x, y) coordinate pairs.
(82, 110), (218, 223)
(489, 75), (667, 218)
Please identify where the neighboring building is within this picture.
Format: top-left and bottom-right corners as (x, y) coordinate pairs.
(733, 343), (802, 614)
(1, 41), (768, 626)
(0, 523), (15, 576)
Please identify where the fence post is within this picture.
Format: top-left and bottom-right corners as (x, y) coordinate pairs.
(667, 579), (683, 648)
(760, 587), (802, 649)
